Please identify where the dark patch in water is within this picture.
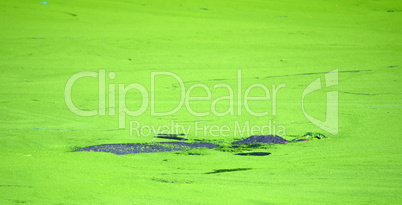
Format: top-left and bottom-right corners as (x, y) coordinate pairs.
(205, 168), (252, 174)
(155, 134), (187, 141)
(295, 139), (309, 142)
(236, 152), (271, 156)
(303, 132), (326, 139)
(232, 135), (289, 145)
(185, 153), (201, 155)
(64, 12), (77, 17)
(76, 135), (309, 155)
(152, 178), (175, 183)
(10, 200), (28, 204)
(76, 142), (217, 155)
(152, 178), (191, 184)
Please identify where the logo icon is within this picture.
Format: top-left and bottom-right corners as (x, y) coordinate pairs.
(302, 69), (338, 135)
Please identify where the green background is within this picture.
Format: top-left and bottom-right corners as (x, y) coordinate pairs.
(0, 0), (401, 204)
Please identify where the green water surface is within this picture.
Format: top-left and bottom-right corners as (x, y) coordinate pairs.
(0, 0), (401, 204)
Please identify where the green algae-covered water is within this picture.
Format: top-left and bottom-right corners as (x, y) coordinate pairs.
(1, 0), (401, 204)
